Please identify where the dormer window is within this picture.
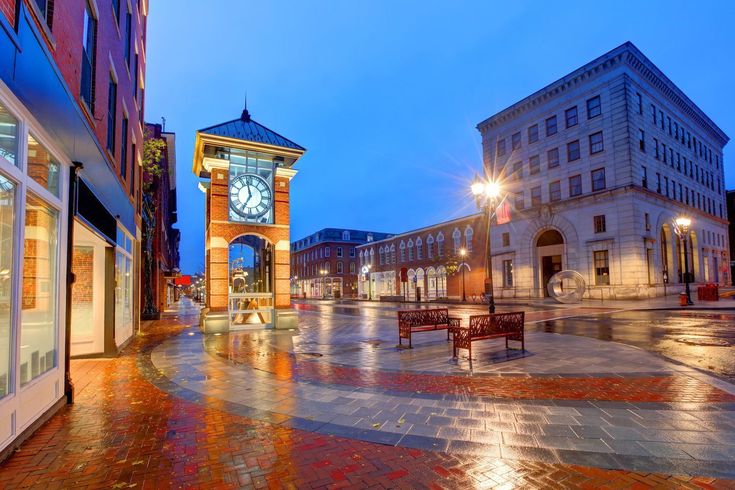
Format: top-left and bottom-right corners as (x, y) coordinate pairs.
(342, 230), (350, 241)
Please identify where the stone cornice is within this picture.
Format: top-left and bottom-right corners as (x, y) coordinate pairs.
(477, 42), (729, 147)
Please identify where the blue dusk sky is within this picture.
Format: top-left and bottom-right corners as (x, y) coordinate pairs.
(145, 1), (735, 274)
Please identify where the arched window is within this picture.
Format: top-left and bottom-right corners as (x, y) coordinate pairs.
(407, 239), (414, 261)
(390, 244), (396, 264)
(452, 228), (462, 253)
(349, 262), (355, 274)
(399, 241), (407, 262)
(324, 262), (330, 273)
(436, 232), (445, 257)
(342, 230), (350, 241)
(426, 234), (434, 258)
(465, 226), (474, 252)
(369, 248), (374, 265)
(367, 233), (373, 242)
(379, 246), (385, 265)
(337, 261), (343, 274)
(416, 237), (423, 259)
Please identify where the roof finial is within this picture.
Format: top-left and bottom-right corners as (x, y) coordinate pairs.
(241, 92), (251, 121)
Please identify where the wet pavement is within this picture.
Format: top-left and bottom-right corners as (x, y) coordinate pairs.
(2, 298), (735, 488)
(536, 310), (735, 383)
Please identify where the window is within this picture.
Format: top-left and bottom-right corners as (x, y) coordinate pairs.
(594, 250), (610, 285)
(408, 240), (414, 261)
(638, 129), (645, 152)
(390, 245), (396, 263)
(594, 215), (606, 233)
(642, 166), (648, 188)
(32, 0), (54, 28)
(667, 116), (672, 136)
(349, 262), (355, 274)
(589, 131), (604, 154)
(106, 76), (117, 154)
(645, 213), (651, 231)
(120, 116), (128, 179)
(130, 143), (136, 196)
(515, 191), (524, 210)
(124, 8), (132, 67)
(567, 140), (580, 162)
(342, 231), (350, 240)
(549, 181), (561, 202)
(133, 53), (139, 102)
(502, 232), (510, 247)
(591, 168), (606, 192)
(400, 242), (406, 262)
(337, 247), (343, 257)
(0, 176), (15, 397)
(654, 138), (659, 159)
(651, 104), (656, 124)
(565, 106), (578, 128)
(569, 174), (582, 197)
(529, 155), (540, 174)
(547, 148), (560, 168)
(436, 234), (444, 257)
(496, 139), (506, 157)
(426, 236), (434, 258)
(350, 247), (355, 257)
(27, 134), (60, 196)
(528, 124), (539, 144)
(502, 260), (513, 287)
(416, 238), (423, 259)
(531, 186), (542, 206)
(511, 132), (521, 151)
(464, 228), (473, 252)
(112, 0), (120, 22)
(80, 3), (97, 112)
(545, 115), (557, 136)
(20, 195), (60, 386)
(452, 229), (461, 253)
(337, 262), (343, 274)
(0, 103), (19, 167)
(636, 92), (642, 114)
(325, 247), (330, 257)
(513, 160), (522, 180)
(586, 96), (601, 119)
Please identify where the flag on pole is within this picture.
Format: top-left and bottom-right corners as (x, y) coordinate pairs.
(496, 200), (511, 225)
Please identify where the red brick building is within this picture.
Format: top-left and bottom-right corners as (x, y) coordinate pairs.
(0, 0), (148, 457)
(141, 123), (180, 319)
(291, 229), (393, 298)
(356, 214), (492, 301)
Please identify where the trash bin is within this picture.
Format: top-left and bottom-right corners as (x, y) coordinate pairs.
(679, 292), (688, 306)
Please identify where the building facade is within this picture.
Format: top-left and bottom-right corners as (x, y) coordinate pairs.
(356, 215), (487, 301)
(193, 106), (305, 331)
(291, 229), (393, 298)
(141, 123), (180, 319)
(477, 42), (729, 300)
(0, 0), (147, 457)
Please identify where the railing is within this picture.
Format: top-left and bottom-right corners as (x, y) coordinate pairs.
(228, 293), (273, 327)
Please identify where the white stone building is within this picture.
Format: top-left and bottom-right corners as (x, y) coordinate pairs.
(479, 42), (729, 299)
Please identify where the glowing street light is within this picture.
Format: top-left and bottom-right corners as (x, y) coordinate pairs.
(471, 175), (502, 313)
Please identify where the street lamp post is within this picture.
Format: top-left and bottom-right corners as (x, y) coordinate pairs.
(320, 269), (327, 299)
(459, 248), (467, 302)
(471, 176), (501, 314)
(675, 217), (694, 306)
(362, 264), (372, 300)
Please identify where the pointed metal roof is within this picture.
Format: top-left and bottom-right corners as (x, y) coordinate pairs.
(198, 107), (305, 151)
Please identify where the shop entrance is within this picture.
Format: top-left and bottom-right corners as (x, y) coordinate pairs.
(536, 229), (565, 297)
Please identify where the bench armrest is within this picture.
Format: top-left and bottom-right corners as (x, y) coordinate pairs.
(448, 317), (462, 328)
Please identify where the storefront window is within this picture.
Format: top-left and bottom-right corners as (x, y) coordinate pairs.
(20, 194), (59, 386)
(27, 134), (60, 196)
(0, 175), (15, 397)
(115, 227), (134, 344)
(0, 103), (19, 167)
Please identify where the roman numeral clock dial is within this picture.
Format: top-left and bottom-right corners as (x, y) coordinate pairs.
(229, 174), (273, 221)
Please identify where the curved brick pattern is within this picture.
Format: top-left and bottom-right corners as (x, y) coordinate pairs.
(0, 310), (732, 488)
(212, 337), (735, 403)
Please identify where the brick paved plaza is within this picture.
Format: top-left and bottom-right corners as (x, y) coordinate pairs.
(1, 298), (734, 488)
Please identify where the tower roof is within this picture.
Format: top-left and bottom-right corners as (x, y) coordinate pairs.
(198, 109), (306, 151)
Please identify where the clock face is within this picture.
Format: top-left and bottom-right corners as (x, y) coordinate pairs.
(229, 174), (273, 219)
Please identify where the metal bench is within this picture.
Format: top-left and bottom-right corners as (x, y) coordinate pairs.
(397, 308), (461, 348)
(452, 312), (525, 367)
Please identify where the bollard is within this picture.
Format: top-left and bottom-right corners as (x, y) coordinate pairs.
(679, 292), (688, 306)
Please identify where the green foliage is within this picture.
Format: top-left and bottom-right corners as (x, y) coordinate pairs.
(142, 128), (166, 191)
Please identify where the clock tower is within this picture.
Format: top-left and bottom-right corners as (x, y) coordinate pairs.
(193, 106), (305, 332)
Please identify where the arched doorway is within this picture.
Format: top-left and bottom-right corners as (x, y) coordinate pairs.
(436, 266), (447, 298)
(416, 268), (425, 302)
(426, 267), (437, 300)
(536, 229), (564, 297)
(228, 234), (273, 328)
(407, 269), (416, 301)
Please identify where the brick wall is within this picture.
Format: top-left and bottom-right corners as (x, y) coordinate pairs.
(71, 246), (94, 306)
